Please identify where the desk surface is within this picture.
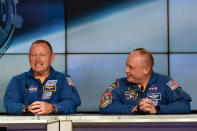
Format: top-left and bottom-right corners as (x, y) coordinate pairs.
(0, 115), (197, 131)
(0, 116), (57, 124)
(0, 116), (59, 131)
(59, 114), (197, 124)
(0, 114), (197, 123)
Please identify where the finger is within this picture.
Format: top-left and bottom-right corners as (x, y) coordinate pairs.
(141, 107), (151, 112)
(145, 98), (153, 104)
(29, 104), (41, 110)
(140, 103), (155, 112)
(139, 102), (152, 110)
(139, 99), (147, 105)
(30, 101), (41, 106)
(132, 105), (138, 112)
(141, 98), (152, 104)
(36, 107), (49, 115)
(139, 99), (153, 106)
(30, 108), (42, 114)
(139, 100), (148, 107)
(143, 106), (156, 114)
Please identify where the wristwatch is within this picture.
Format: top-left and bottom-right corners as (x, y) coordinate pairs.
(0, 0), (23, 57)
(51, 104), (57, 114)
(155, 106), (160, 114)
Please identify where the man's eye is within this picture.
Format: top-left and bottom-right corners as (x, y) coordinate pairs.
(40, 54), (45, 57)
(129, 66), (133, 69)
(31, 54), (36, 57)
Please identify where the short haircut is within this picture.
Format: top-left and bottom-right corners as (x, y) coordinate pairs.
(29, 40), (53, 53)
(133, 48), (154, 67)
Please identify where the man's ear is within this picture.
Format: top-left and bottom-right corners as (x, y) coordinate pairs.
(51, 53), (55, 63)
(144, 65), (151, 75)
(28, 53), (31, 62)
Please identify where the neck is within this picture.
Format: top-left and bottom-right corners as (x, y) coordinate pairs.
(140, 73), (152, 86)
(33, 71), (50, 80)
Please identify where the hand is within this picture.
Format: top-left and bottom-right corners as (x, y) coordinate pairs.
(28, 101), (53, 115)
(138, 98), (157, 114)
(132, 105), (138, 112)
(22, 106), (30, 112)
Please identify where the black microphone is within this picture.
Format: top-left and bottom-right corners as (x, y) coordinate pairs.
(21, 83), (34, 116)
(140, 86), (144, 96)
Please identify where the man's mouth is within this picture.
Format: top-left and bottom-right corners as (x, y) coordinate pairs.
(35, 63), (43, 67)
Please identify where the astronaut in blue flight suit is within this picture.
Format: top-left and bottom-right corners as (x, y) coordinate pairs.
(100, 48), (192, 114)
(4, 40), (81, 115)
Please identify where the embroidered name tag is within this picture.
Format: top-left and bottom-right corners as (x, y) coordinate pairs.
(43, 85), (56, 92)
(147, 93), (161, 100)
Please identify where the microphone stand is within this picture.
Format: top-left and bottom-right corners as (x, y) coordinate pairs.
(21, 83), (34, 116)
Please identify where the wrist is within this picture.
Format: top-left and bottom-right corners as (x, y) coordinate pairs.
(155, 106), (160, 114)
(51, 104), (57, 114)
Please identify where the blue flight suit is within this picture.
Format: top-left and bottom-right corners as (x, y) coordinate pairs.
(4, 67), (81, 115)
(99, 71), (192, 114)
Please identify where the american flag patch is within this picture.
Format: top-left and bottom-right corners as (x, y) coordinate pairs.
(66, 77), (75, 86)
(167, 80), (180, 90)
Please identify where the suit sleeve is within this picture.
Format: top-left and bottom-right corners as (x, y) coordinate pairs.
(4, 77), (26, 115)
(55, 75), (81, 114)
(159, 80), (192, 114)
(99, 81), (134, 114)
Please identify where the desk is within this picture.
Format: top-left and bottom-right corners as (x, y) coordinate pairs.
(59, 114), (197, 131)
(0, 115), (197, 131)
(0, 116), (59, 131)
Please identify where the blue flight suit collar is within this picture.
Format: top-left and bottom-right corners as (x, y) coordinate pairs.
(127, 71), (157, 92)
(146, 71), (157, 87)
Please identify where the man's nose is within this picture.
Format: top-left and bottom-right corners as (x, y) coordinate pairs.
(36, 55), (41, 61)
(125, 66), (129, 73)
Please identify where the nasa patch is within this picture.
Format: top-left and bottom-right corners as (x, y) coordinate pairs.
(29, 85), (38, 93)
(148, 84), (158, 92)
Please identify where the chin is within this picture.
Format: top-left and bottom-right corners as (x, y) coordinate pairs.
(33, 68), (44, 72)
(127, 78), (133, 83)
(128, 77), (138, 83)
(33, 69), (42, 72)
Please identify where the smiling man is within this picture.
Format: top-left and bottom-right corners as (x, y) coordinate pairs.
(99, 48), (192, 114)
(4, 40), (81, 115)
